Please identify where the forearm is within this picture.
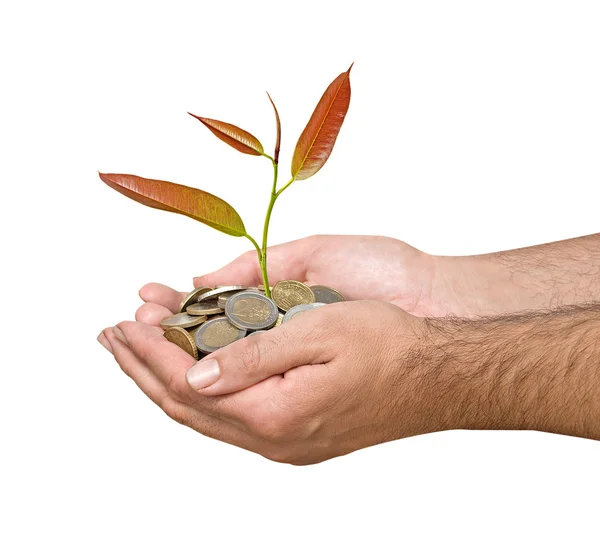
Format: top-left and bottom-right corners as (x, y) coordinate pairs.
(432, 234), (600, 316)
(421, 304), (600, 440)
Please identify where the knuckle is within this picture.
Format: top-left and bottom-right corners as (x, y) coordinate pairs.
(166, 371), (187, 401)
(238, 340), (264, 378)
(250, 405), (295, 443)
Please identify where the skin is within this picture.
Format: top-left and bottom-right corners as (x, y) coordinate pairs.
(98, 233), (600, 464)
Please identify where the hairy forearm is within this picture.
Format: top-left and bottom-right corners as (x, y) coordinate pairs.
(433, 234), (600, 316)
(421, 304), (600, 440)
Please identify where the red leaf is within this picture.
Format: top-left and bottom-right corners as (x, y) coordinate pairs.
(188, 113), (264, 156)
(291, 64), (353, 181)
(98, 173), (246, 237)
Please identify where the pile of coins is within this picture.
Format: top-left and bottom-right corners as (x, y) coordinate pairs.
(160, 280), (346, 359)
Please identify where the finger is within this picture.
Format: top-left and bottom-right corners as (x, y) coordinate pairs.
(185, 306), (337, 396)
(113, 321), (235, 417)
(193, 236), (324, 288)
(135, 302), (173, 327)
(104, 327), (255, 450)
(103, 325), (170, 408)
(138, 282), (186, 313)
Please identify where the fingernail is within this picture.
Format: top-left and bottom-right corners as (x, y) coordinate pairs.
(112, 326), (129, 346)
(97, 332), (113, 354)
(186, 359), (220, 390)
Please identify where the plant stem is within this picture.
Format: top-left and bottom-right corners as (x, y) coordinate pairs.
(245, 233), (262, 260)
(276, 177), (295, 197)
(260, 161), (279, 297)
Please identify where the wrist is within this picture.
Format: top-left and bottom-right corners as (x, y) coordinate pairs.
(426, 254), (513, 317)
(430, 234), (600, 317)
(430, 253), (548, 317)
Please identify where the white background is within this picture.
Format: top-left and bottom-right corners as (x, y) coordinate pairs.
(1, 1), (599, 554)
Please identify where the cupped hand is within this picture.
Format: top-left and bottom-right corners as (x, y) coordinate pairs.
(136, 235), (446, 325)
(99, 300), (446, 465)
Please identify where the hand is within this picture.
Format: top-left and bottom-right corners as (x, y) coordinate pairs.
(136, 235), (458, 323)
(98, 300), (445, 465)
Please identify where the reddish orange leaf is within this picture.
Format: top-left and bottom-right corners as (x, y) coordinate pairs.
(291, 64), (353, 181)
(267, 92), (281, 164)
(98, 173), (246, 237)
(188, 113), (264, 156)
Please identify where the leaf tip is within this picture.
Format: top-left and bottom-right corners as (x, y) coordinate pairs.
(347, 62), (354, 73)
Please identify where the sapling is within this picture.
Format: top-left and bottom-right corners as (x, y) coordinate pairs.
(99, 65), (352, 298)
(100, 66), (352, 297)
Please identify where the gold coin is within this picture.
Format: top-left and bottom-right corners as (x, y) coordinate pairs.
(186, 301), (224, 316)
(217, 291), (238, 309)
(160, 312), (207, 330)
(163, 326), (199, 359)
(179, 286), (213, 313)
(194, 317), (246, 354)
(271, 280), (315, 312)
(274, 312), (284, 327)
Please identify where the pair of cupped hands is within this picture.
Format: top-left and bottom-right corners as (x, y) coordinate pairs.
(99, 235), (477, 465)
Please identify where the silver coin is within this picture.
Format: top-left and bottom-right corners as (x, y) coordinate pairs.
(193, 317), (246, 354)
(247, 330), (268, 336)
(225, 291), (279, 331)
(282, 302), (326, 323)
(198, 285), (246, 303)
(310, 285), (346, 304)
(179, 286), (213, 313)
(160, 312), (207, 330)
(186, 301), (224, 316)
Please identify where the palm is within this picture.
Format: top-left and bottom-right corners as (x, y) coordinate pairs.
(136, 236), (441, 326)
(297, 235), (435, 313)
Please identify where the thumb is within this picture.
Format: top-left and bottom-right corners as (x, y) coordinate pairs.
(185, 310), (332, 396)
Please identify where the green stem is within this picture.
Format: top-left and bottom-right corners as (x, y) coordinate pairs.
(260, 161), (279, 297)
(276, 177), (294, 198)
(245, 233), (262, 260)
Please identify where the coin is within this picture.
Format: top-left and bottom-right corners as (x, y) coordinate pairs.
(198, 285), (246, 303)
(160, 312), (207, 330)
(274, 311), (284, 327)
(179, 286), (213, 313)
(271, 280), (315, 311)
(247, 330), (268, 336)
(217, 291), (239, 309)
(194, 317), (246, 354)
(282, 302), (326, 323)
(163, 326), (199, 359)
(225, 291), (279, 331)
(247, 287), (266, 295)
(310, 285), (346, 304)
(186, 301), (224, 316)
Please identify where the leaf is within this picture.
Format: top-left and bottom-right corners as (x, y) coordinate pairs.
(188, 113), (264, 156)
(267, 92), (281, 164)
(291, 64), (353, 181)
(98, 173), (246, 237)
